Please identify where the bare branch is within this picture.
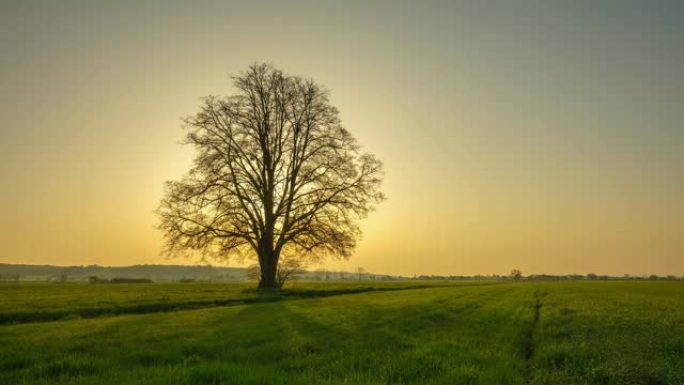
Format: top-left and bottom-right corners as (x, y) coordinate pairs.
(157, 63), (385, 288)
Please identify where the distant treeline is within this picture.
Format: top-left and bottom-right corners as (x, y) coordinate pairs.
(1, 264), (680, 283)
(0, 263), (406, 283)
(411, 274), (683, 281)
(0, 263), (247, 282)
(89, 276), (153, 284)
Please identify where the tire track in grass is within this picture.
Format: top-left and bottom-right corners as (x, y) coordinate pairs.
(522, 289), (544, 384)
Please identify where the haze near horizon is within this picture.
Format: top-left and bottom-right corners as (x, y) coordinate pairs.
(1, 0), (682, 276)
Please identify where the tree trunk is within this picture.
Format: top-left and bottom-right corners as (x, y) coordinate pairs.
(259, 176), (278, 288)
(257, 248), (279, 289)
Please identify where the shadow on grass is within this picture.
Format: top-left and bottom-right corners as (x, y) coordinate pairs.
(0, 282), (500, 325)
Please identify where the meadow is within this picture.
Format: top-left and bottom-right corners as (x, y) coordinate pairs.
(0, 281), (682, 384)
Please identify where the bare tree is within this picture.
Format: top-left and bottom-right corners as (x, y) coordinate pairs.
(245, 255), (307, 287)
(158, 64), (385, 288)
(246, 264), (261, 282)
(510, 269), (523, 281)
(275, 255), (307, 287)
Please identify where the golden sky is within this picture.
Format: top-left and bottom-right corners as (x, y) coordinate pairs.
(1, 1), (682, 276)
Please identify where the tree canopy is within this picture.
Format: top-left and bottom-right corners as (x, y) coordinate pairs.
(158, 64), (385, 288)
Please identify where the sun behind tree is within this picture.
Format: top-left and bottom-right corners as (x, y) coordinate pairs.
(157, 64), (385, 289)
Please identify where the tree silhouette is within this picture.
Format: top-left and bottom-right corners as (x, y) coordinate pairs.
(246, 255), (306, 287)
(158, 64), (385, 288)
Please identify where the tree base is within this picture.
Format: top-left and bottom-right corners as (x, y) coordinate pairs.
(257, 279), (281, 290)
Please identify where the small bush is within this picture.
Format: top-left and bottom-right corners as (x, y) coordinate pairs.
(109, 277), (153, 284)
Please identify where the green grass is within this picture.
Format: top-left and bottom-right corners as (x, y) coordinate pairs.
(533, 282), (684, 385)
(0, 281), (682, 384)
(0, 282), (252, 323)
(0, 281), (480, 324)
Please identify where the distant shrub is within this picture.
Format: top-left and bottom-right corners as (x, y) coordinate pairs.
(247, 258), (306, 288)
(276, 258), (306, 287)
(88, 276), (107, 284)
(246, 264), (260, 281)
(109, 278), (153, 284)
(0, 274), (20, 284)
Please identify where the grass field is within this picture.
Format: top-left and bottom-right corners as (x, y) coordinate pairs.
(0, 281), (682, 384)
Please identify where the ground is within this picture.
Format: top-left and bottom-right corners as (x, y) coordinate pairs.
(0, 281), (682, 384)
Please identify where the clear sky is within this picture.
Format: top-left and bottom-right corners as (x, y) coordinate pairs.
(1, 0), (682, 276)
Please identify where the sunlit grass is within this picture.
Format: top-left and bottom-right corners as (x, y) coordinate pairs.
(0, 281), (490, 324)
(0, 281), (682, 384)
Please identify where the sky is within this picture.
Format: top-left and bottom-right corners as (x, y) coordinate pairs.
(1, 0), (682, 276)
